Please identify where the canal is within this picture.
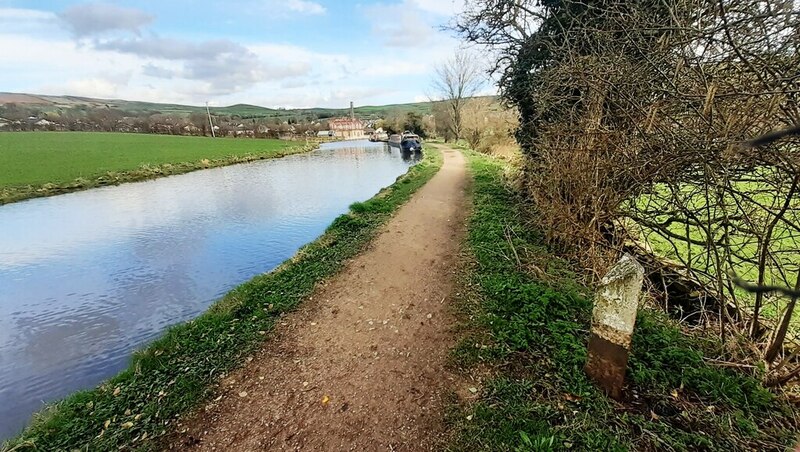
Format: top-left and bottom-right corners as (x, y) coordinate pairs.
(0, 140), (419, 439)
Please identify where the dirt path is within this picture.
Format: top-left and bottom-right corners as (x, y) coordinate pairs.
(169, 146), (468, 451)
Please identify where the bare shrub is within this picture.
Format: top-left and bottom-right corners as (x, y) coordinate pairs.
(457, 0), (800, 380)
(461, 97), (519, 155)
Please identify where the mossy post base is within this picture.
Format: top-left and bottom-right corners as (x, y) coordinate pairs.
(585, 254), (644, 400)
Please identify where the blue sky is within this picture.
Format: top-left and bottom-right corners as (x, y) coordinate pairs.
(0, 0), (479, 108)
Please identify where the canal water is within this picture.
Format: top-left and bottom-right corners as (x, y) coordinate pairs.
(0, 140), (420, 440)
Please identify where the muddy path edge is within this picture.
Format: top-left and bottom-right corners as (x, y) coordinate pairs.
(166, 145), (468, 451)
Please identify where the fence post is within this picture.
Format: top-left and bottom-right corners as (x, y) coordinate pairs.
(585, 253), (644, 400)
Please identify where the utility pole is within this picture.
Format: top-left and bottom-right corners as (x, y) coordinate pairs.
(206, 102), (216, 138)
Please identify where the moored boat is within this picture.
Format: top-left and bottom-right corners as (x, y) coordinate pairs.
(370, 127), (389, 142)
(388, 131), (423, 152)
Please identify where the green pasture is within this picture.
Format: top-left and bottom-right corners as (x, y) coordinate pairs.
(632, 178), (800, 325)
(0, 132), (294, 188)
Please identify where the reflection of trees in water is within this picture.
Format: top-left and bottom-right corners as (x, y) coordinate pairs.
(384, 144), (421, 163)
(401, 149), (422, 163)
(330, 147), (371, 158)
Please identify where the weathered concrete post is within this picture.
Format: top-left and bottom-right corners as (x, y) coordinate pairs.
(585, 253), (644, 400)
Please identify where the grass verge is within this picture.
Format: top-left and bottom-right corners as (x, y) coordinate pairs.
(1, 148), (442, 452)
(448, 150), (798, 451)
(0, 132), (313, 205)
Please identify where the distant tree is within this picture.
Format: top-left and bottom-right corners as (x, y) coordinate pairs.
(431, 101), (455, 142)
(1, 102), (28, 121)
(431, 50), (483, 140)
(189, 112), (209, 136)
(87, 107), (124, 132)
(403, 112), (427, 138)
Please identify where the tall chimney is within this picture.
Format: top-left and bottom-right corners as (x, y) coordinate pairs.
(350, 101), (354, 120)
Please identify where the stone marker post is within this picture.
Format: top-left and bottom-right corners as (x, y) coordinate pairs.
(585, 253), (644, 400)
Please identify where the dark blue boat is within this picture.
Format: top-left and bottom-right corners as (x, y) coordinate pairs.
(389, 131), (423, 152)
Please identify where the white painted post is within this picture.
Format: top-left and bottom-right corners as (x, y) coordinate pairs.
(206, 102), (216, 138)
(584, 253), (645, 399)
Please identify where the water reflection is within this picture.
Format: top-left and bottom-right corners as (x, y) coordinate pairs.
(0, 140), (412, 440)
(400, 149), (423, 163)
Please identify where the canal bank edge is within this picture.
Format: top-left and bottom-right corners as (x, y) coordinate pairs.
(1, 148), (443, 451)
(0, 141), (317, 206)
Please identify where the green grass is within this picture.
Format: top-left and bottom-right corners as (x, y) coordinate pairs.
(0, 132), (295, 186)
(0, 132), (310, 204)
(447, 151), (798, 451)
(1, 147), (443, 452)
(632, 180), (800, 328)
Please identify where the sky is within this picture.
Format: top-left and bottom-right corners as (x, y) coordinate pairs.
(0, 0), (482, 109)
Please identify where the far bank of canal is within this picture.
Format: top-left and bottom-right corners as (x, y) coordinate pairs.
(0, 140), (421, 440)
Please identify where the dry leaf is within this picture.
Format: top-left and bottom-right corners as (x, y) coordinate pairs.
(322, 395), (330, 405)
(121, 422), (134, 429)
(238, 391), (248, 398)
(468, 387), (478, 394)
(113, 387), (121, 396)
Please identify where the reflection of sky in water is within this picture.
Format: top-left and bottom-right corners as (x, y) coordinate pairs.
(0, 141), (413, 440)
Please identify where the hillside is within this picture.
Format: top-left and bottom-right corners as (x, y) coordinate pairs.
(0, 92), (434, 122)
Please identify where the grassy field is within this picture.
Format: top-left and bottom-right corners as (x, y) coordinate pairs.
(0, 132), (295, 187)
(0, 132), (310, 204)
(632, 181), (800, 329)
(1, 147), (443, 451)
(447, 150), (797, 451)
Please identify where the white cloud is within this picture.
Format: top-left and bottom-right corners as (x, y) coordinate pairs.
(0, 7), (55, 22)
(62, 77), (121, 98)
(408, 0), (464, 16)
(286, 0), (326, 15)
(58, 2), (154, 37)
(0, 7), (60, 35)
(364, 0), (461, 48)
(0, 1), (466, 108)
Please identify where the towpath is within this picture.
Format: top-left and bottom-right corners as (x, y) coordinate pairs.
(170, 145), (468, 451)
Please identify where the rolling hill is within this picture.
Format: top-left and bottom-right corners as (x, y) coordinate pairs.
(0, 92), (435, 122)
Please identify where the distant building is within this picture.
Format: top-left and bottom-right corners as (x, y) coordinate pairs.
(328, 101), (366, 139)
(329, 117), (366, 139)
